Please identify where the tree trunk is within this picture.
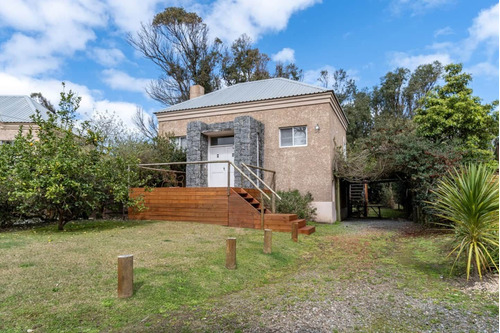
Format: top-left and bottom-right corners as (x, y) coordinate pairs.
(57, 210), (66, 231)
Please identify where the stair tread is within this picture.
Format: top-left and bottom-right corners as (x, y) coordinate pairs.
(298, 225), (315, 235)
(299, 225), (314, 229)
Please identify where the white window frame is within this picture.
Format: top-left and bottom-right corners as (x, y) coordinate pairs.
(173, 136), (187, 150)
(279, 126), (308, 148)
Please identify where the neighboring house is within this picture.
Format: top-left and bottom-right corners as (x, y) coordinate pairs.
(0, 96), (50, 144)
(155, 78), (348, 223)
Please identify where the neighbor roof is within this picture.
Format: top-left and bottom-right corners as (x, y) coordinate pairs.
(0, 95), (50, 123)
(156, 78), (330, 113)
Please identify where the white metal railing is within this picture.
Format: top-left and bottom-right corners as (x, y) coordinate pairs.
(136, 160), (271, 201)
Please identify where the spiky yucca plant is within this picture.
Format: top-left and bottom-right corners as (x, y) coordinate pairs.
(431, 164), (499, 280)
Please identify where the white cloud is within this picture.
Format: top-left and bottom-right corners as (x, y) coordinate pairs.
(0, 0), (43, 30)
(0, 0), (175, 76)
(303, 65), (361, 87)
(91, 47), (125, 67)
(465, 62), (499, 78)
(92, 100), (140, 129)
(303, 65), (336, 86)
(0, 72), (142, 129)
(102, 69), (151, 94)
(390, 0), (452, 15)
(390, 52), (452, 70)
(433, 26), (453, 38)
(0, 0), (107, 76)
(389, 3), (499, 79)
(272, 48), (295, 63)
(463, 3), (499, 59)
(0, 72), (93, 108)
(203, 0), (321, 42)
(105, 0), (165, 33)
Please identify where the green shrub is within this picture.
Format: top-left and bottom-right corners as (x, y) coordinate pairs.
(275, 189), (317, 221)
(430, 164), (499, 279)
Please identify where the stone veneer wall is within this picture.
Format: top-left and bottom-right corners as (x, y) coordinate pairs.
(186, 121), (209, 187)
(234, 116), (264, 188)
(185, 116), (264, 188)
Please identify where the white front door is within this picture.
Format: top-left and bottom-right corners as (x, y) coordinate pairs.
(208, 145), (234, 187)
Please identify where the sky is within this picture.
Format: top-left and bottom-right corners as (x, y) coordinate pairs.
(0, 0), (498, 128)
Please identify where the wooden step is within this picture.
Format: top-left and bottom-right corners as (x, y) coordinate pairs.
(289, 219), (306, 228)
(298, 225), (315, 235)
(263, 218), (306, 228)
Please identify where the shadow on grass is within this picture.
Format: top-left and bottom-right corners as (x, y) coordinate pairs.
(392, 236), (458, 279)
(134, 281), (145, 294)
(34, 219), (161, 234)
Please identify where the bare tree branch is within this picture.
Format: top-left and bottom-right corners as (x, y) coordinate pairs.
(133, 107), (158, 140)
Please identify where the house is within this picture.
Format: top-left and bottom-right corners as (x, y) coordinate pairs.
(154, 78), (348, 223)
(0, 95), (50, 144)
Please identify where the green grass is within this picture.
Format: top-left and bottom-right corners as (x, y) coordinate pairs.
(0, 220), (320, 332)
(0, 219), (496, 332)
(367, 207), (407, 219)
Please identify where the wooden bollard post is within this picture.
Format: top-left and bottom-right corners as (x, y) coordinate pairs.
(226, 238), (236, 270)
(117, 254), (134, 298)
(292, 222), (298, 242)
(263, 229), (272, 254)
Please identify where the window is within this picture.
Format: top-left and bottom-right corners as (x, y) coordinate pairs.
(279, 126), (307, 147)
(210, 136), (234, 146)
(173, 136), (187, 150)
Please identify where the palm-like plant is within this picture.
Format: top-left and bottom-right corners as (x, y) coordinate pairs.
(430, 164), (499, 280)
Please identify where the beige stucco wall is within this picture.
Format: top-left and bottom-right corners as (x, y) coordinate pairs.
(0, 123), (38, 142)
(158, 101), (346, 209)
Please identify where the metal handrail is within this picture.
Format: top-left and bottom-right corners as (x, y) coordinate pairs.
(228, 162), (271, 201)
(139, 166), (185, 174)
(136, 160), (271, 201)
(241, 163), (281, 200)
(242, 164), (276, 174)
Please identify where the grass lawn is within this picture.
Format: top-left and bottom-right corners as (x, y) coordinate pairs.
(0, 219), (497, 332)
(367, 207), (407, 219)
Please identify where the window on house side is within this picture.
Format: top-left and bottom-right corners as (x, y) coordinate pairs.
(279, 126), (307, 147)
(173, 136), (187, 150)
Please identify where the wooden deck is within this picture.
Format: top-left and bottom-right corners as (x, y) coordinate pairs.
(129, 187), (315, 234)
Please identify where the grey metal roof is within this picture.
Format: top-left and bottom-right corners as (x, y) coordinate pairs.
(0, 95), (50, 123)
(156, 78), (329, 113)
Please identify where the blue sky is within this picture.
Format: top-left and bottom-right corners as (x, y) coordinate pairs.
(0, 0), (498, 127)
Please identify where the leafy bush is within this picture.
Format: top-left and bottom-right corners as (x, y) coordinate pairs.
(430, 164), (499, 279)
(275, 189), (317, 221)
(0, 86), (146, 230)
(380, 184), (396, 209)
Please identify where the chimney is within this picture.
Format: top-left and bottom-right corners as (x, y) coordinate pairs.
(189, 85), (205, 99)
